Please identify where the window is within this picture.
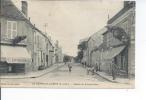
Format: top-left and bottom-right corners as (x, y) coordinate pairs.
(7, 21), (17, 39)
(106, 33), (113, 47)
(122, 21), (128, 33)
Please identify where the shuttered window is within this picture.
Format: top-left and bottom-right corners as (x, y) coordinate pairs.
(6, 21), (17, 39)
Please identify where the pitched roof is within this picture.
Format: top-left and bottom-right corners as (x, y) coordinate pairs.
(1, 0), (26, 20)
(79, 37), (89, 44)
(1, 0), (54, 47)
(108, 1), (135, 24)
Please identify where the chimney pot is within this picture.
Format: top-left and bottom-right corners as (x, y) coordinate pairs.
(21, 1), (28, 17)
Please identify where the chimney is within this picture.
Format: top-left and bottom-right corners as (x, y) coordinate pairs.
(21, 1), (28, 17)
(124, 1), (135, 8)
(124, 1), (129, 8)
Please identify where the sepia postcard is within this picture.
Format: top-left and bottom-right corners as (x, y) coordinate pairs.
(0, 0), (135, 88)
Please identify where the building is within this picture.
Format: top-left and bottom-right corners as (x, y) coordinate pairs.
(101, 1), (135, 78)
(78, 1), (135, 78)
(0, 0), (54, 74)
(33, 28), (54, 71)
(86, 28), (105, 67)
(54, 40), (63, 63)
(78, 28), (105, 67)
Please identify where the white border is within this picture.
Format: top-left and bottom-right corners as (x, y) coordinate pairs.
(1, 0), (146, 100)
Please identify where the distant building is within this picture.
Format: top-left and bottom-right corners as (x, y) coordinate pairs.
(54, 41), (63, 63)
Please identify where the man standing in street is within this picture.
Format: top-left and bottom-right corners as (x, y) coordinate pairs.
(110, 60), (117, 80)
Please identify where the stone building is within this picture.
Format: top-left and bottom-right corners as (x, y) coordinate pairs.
(101, 1), (135, 78)
(0, 0), (54, 74)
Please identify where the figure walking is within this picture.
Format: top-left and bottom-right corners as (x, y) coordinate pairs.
(68, 63), (72, 72)
(86, 66), (90, 75)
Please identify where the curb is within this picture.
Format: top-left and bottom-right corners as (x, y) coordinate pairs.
(0, 64), (64, 79)
(94, 72), (118, 83)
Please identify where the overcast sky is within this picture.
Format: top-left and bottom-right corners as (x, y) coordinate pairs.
(12, 0), (123, 56)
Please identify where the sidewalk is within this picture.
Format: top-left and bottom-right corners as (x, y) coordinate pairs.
(94, 71), (134, 84)
(0, 63), (64, 79)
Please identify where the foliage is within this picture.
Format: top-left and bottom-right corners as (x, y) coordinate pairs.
(75, 50), (83, 63)
(78, 41), (87, 50)
(63, 55), (72, 62)
(106, 26), (130, 45)
(12, 35), (26, 45)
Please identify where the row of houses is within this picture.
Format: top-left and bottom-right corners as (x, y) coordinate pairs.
(0, 0), (63, 74)
(78, 1), (135, 78)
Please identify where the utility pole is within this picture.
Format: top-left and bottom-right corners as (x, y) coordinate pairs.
(44, 23), (48, 35)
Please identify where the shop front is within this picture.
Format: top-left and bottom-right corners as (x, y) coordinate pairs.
(0, 45), (31, 74)
(101, 45), (128, 77)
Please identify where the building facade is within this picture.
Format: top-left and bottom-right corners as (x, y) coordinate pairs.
(0, 0), (54, 74)
(78, 1), (135, 78)
(33, 29), (54, 71)
(104, 1), (135, 77)
(86, 28), (105, 67)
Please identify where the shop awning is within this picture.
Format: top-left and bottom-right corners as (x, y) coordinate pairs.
(1, 45), (31, 63)
(102, 46), (125, 60)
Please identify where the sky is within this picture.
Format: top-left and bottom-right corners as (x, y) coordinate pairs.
(12, 0), (123, 57)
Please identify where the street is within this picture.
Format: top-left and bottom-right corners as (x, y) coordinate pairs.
(1, 63), (134, 88)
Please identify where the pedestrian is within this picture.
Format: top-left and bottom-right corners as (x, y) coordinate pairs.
(98, 61), (101, 71)
(95, 62), (98, 72)
(91, 66), (94, 75)
(86, 67), (90, 75)
(84, 62), (86, 68)
(110, 60), (117, 80)
(68, 63), (72, 72)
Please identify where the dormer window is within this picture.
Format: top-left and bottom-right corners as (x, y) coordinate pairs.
(6, 21), (17, 39)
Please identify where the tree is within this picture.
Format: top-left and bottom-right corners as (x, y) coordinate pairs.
(75, 50), (83, 63)
(78, 41), (87, 50)
(76, 41), (87, 63)
(63, 55), (71, 62)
